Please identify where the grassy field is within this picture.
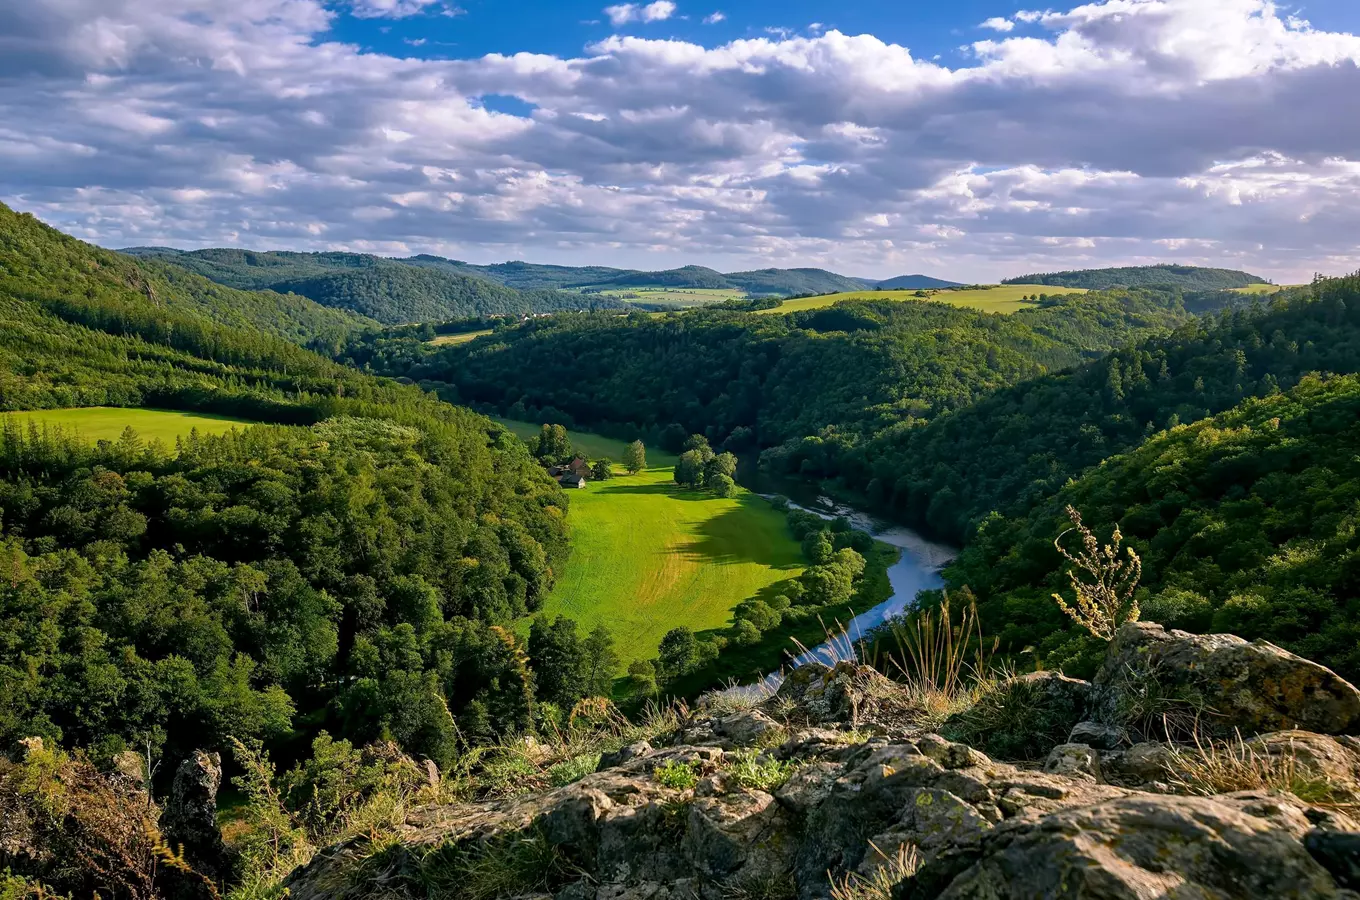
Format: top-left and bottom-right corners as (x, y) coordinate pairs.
(759, 284), (1088, 315)
(1, 407), (254, 444)
(427, 329), (493, 346)
(495, 419), (805, 663)
(1230, 283), (1300, 295)
(578, 286), (747, 309)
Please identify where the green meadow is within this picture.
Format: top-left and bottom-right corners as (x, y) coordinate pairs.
(494, 419), (806, 663)
(0, 407), (254, 444)
(1230, 283), (1300, 295)
(761, 283), (1088, 315)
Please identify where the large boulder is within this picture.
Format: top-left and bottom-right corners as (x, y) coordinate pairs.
(1093, 622), (1360, 737)
(906, 794), (1349, 899)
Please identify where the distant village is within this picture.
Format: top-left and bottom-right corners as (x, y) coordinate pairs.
(545, 455), (591, 489)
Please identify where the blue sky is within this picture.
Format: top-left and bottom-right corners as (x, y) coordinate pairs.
(3, 0), (1360, 281)
(331, 1), (1358, 64)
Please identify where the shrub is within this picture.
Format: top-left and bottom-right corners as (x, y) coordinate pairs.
(723, 750), (799, 792)
(652, 760), (700, 790)
(942, 673), (1088, 760)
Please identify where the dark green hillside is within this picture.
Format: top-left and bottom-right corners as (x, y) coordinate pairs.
(0, 207), (572, 771)
(875, 274), (964, 290)
(370, 288), (1198, 457)
(594, 265), (733, 289)
(1003, 265), (1264, 291)
(130, 247), (626, 324)
(4, 207), (372, 346)
(402, 255), (634, 291)
(941, 373), (1360, 681)
(724, 268), (866, 296)
(855, 276), (1360, 543)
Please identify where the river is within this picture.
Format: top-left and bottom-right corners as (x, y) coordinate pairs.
(736, 476), (959, 694)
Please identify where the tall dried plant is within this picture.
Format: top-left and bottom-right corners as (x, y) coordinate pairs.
(1051, 505), (1142, 641)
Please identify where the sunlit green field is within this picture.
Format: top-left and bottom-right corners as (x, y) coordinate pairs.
(1230, 283), (1300, 295)
(427, 329), (493, 346)
(760, 283), (1088, 315)
(0, 407), (254, 444)
(580, 286), (747, 308)
(495, 419), (804, 662)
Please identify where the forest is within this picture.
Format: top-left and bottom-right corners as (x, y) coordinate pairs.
(125, 247), (629, 324)
(0, 201), (623, 783)
(1002, 264), (1265, 291)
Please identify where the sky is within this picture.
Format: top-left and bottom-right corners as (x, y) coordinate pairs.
(3, 1), (1360, 282)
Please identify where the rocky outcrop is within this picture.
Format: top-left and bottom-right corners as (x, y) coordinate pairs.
(283, 645), (1360, 900)
(160, 751), (231, 895)
(1093, 622), (1360, 736)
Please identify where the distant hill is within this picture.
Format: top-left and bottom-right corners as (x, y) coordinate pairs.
(402, 256), (635, 291)
(126, 248), (628, 324)
(1003, 265), (1266, 291)
(874, 274), (964, 290)
(725, 268), (866, 296)
(593, 266), (733, 290)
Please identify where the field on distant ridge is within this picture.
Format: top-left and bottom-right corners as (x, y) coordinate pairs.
(427, 329), (493, 346)
(1230, 283), (1302, 295)
(759, 283), (1088, 315)
(0, 407), (254, 444)
(494, 418), (805, 663)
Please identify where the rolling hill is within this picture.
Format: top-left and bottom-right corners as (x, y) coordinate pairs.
(1003, 265), (1266, 291)
(874, 274), (965, 290)
(123, 247), (628, 324)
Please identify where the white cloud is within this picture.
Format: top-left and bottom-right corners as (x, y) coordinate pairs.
(604, 1), (676, 27)
(980, 17), (1015, 32)
(348, 0), (446, 18)
(703, 11), (725, 24)
(1, 0), (1359, 281)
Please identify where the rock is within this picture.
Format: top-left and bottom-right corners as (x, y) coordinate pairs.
(772, 662), (919, 729)
(910, 794), (1349, 899)
(1305, 830), (1360, 890)
(1100, 741), (1177, 786)
(941, 671), (1091, 760)
(598, 741), (653, 771)
(1093, 622), (1360, 736)
(112, 749), (147, 787)
(1246, 730), (1360, 802)
(160, 751), (231, 896)
(1069, 720), (1125, 750)
(1042, 743), (1101, 782)
(711, 710), (785, 748)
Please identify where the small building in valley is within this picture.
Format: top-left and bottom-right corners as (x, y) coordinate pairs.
(559, 472), (587, 489)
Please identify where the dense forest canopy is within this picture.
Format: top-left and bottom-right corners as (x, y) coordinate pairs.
(938, 371), (1360, 683)
(351, 287), (1216, 485)
(0, 205), (584, 774)
(1002, 265), (1266, 291)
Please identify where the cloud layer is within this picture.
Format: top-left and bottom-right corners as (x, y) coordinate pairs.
(2, 0), (1358, 280)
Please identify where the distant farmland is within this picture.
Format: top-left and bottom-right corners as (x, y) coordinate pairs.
(760, 284), (1087, 315)
(427, 329), (493, 346)
(575, 286), (747, 308)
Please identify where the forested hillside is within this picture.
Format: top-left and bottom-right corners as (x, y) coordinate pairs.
(851, 276), (1360, 542)
(0, 209), (579, 775)
(940, 372), (1360, 682)
(127, 247), (627, 324)
(1003, 265), (1265, 291)
(360, 288), (1202, 457)
(5, 206), (372, 348)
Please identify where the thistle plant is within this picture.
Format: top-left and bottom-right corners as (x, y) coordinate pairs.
(1052, 505), (1142, 641)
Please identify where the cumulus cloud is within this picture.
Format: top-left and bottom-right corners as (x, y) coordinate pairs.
(1, 0), (1358, 280)
(348, 0), (447, 18)
(980, 17), (1015, 32)
(604, 1), (676, 27)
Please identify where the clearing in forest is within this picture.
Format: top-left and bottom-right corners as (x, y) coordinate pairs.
(494, 419), (805, 662)
(761, 283), (1088, 315)
(427, 329), (494, 345)
(0, 407), (254, 444)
